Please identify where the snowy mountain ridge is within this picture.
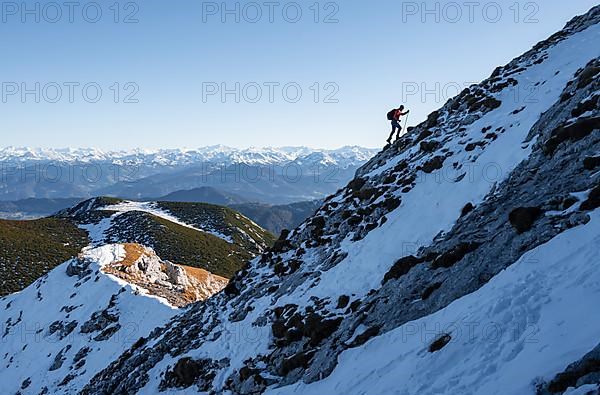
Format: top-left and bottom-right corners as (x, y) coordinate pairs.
(0, 145), (377, 168)
(80, 7), (600, 394)
(0, 146), (377, 203)
(1, 5), (599, 395)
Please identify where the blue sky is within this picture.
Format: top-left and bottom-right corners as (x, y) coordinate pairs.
(0, 0), (597, 150)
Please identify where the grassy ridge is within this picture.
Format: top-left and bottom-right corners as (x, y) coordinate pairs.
(157, 201), (277, 250)
(0, 218), (89, 296)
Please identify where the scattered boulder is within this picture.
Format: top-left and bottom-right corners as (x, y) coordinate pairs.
(420, 140), (440, 153)
(580, 185), (600, 211)
(544, 117), (600, 155)
(279, 351), (315, 376)
(382, 255), (424, 284)
(303, 313), (342, 346)
(432, 242), (481, 269)
(348, 326), (381, 348)
(421, 156), (445, 173)
(583, 156), (600, 170)
(336, 295), (350, 309)
(461, 202), (475, 217)
(49, 345), (72, 371)
(509, 207), (543, 234)
(421, 282), (443, 300)
(160, 357), (217, 390)
(428, 334), (452, 352)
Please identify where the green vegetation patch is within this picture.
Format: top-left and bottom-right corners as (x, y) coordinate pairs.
(0, 218), (89, 296)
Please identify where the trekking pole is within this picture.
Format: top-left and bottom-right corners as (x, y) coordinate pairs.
(403, 113), (410, 136)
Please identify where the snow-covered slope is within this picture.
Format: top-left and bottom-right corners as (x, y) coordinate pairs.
(272, 211), (600, 394)
(0, 244), (179, 394)
(78, 6), (600, 395)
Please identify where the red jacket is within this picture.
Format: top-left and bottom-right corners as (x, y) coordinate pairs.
(394, 109), (407, 120)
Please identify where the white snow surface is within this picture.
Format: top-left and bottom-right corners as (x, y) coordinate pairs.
(0, 244), (178, 394)
(271, 210), (600, 395)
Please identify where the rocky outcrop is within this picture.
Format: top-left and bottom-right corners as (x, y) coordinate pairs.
(101, 244), (228, 307)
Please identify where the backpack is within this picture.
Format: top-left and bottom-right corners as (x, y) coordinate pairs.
(387, 109), (396, 121)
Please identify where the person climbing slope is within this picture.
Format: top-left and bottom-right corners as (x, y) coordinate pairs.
(386, 105), (410, 144)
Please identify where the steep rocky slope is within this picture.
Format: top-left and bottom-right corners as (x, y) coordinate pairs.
(0, 244), (179, 394)
(80, 7), (600, 395)
(0, 241), (230, 395)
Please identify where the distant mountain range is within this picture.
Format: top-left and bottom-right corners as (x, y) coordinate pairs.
(0, 146), (377, 203)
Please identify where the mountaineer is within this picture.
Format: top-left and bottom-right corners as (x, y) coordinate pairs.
(386, 105), (410, 144)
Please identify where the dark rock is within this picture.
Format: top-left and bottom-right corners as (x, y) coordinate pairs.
(432, 242), (481, 269)
(561, 196), (579, 210)
(421, 156), (445, 173)
(161, 357), (217, 390)
(336, 295), (350, 309)
(223, 281), (240, 296)
(348, 300), (361, 313)
(348, 178), (367, 192)
(21, 378), (31, 390)
(49, 345), (71, 371)
(272, 320), (287, 339)
(80, 309), (119, 334)
(93, 324), (121, 341)
(572, 97), (598, 117)
(425, 111), (440, 128)
(279, 351), (315, 376)
(415, 130), (433, 143)
(428, 334), (452, 352)
(584, 156), (600, 170)
(544, 344), (600, 393)
(73, 346), (91, 363)
(580, 185), (600, 211)
(348, 326), (381, 348)
(383, 256), (424, 284)
(421, 282), (443, 300)
(271, 230), (293, 253)
(576, 63), (600, 89)
(509, 207), (543, 234)
(420, 140), (441, 153)
(66, 258), (91, 278)
(461, 203), (475, 217)
(544, 117), (600, 156)
(303, 314), (343, 346)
